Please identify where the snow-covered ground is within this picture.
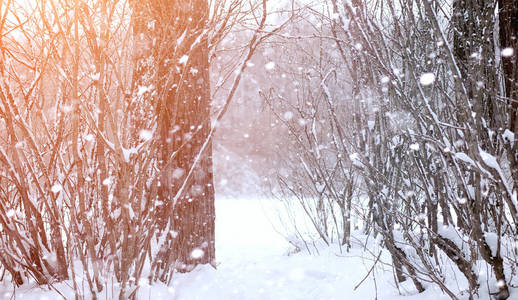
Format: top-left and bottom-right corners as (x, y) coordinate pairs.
(0, 198), (498, 299)
(162, 198), (438, 300)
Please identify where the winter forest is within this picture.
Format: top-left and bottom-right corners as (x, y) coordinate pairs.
(0, 0), (517, 299)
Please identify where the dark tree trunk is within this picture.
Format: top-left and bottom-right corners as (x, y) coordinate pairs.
(498, 0), (518, 221)
(499, 0), (518, 133)
(130, 0), (215, 276)
(453, 0), (499, 133)
(452, 1), (509, 298)
(165, 27), (215, 270)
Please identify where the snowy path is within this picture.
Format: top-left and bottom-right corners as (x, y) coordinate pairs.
(167, 198), (447, 300)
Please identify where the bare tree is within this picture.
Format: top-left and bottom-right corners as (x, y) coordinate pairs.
(128, 0), (217, 276)
(0, 0), (276, 298)
(264, 0), (518, 299)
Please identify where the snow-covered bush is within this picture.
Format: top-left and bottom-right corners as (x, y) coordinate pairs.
(265, 0), (518, 299)
(260, 12), (363, 253)
(0, 0), (276, 298)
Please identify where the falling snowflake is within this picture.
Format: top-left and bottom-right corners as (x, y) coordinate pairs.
(90, 73), (100, 81)
(190, 248), (205, 259)
(419, 73), (435, 86)
(172, 168), (185, 179)
(179, 55), (189, 65)
(6, 210), (15, 218)
(51, 183), (63, 193)
(85, 134), (95, 142)
(139, 129), (153, 141)
(501, 47), (514, 57)
(265, 61), (275, 70)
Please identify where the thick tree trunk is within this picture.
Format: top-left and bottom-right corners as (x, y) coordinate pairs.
(164, 23), (215, 270)
(130, 0), (215, 276)
(498, 1), (518, 222)
(499, 0), (518, 133)
(451, 2), (509, 298)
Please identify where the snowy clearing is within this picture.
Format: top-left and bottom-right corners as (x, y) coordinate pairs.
(1, 197), (503, 300)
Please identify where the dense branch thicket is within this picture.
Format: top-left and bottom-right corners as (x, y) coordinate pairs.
(266, 0), (518, 299)
(0, 0), (272, 298)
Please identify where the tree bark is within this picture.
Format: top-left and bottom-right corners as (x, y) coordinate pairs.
(452, 1), (509, 298)
(498, 0), (518, 133)
(130, 0), (215, 275)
